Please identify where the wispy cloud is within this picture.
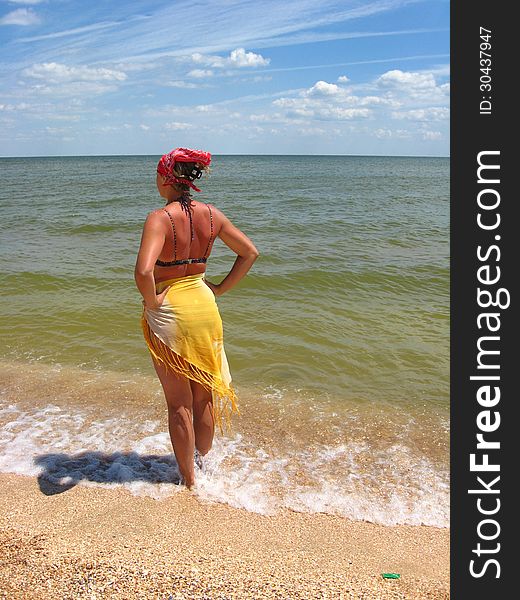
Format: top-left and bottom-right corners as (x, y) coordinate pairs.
(165, 121), (193, 131)
(0, 0), (449, 155)
(166, 80), (208, 89)
(21, 1), (425, 66)
(187, 69), (214, 79)
(257, 54), (450, 75)
(28, 81), (121, 96)
(392, 107), (449, 121)
(246, 27), (447, 50)
(18, 21), (122, 42)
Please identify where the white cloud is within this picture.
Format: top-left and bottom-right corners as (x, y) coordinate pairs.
(249, 75), (272, 83)
(277, 80), (396, 109)
(167, 80), (203, 89)
(273, 79), (392, 124)
(19, 62), (127, 97)
(0, 102), (31, 111)
(297, 126), (326, 135)
(250, 113), (274, 122)
(164, 122), (193, 130)
(23, 62), (127, 83)
(373, 128), (412, 139)
(228, 48), (270, 68)
(44, 126), (70, 135)
(30, 81), (119, 96)
(135, 68), (448, 155)
(283, 105), (371, 120)
(286, 107), (314, 118)
(0, 8), (40, 25)
(306, 80), (340, 96)
(392, 107), (449, 121)
(190, 53), (218, 66)
(189, 48), (270, 70)
(376, 69), (449, 102)
(422, 130), (442, 140)
(374, 128), (392, 138)
(187, 69), (213, 79)
(317, 107), (371, 120)
(139, 124), (150, 131)
(0, 100), (86, 124)
(44, 113), (81, 122)
(357, 95), (396, 107)
(248, 112), (295, 125)
(108, 61), (155, 73)
(377, 69), (438, 90)
(338, 75), (350, 83)
(269, 97), (291, 108)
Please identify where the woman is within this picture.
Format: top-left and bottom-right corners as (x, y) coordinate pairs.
(134, 147), (259, 489)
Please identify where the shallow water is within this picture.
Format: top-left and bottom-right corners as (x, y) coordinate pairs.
(0, 155), (449, 526)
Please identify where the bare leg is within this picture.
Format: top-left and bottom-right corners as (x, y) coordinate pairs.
(191, 380), (215, 456)
(151, 358), (195, 489)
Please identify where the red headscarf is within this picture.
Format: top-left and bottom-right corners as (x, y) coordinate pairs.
(157, 147), (212, 192)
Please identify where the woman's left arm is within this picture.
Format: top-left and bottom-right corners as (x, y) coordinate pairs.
(134, 211), (170, 309)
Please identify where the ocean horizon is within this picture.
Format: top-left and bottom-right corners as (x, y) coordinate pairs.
(0, 152), (450, 158)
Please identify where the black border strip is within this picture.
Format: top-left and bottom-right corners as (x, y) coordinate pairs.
(451, 2), (515, 596)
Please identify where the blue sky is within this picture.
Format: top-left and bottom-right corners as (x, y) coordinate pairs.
(0, 0), (449, 156)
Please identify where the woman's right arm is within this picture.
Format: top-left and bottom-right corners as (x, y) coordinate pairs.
(206, 206), (259, 296)
(134, 211), (171, 309)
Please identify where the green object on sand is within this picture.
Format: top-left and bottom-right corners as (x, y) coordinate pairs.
(382, 573), (401, 579)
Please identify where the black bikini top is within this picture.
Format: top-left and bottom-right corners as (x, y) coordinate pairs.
(155, 203), (214, 267)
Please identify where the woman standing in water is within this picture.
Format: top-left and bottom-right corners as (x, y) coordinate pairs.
(134, 147), (259, 489)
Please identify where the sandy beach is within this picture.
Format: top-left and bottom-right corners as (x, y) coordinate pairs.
(0, 472), (449, 599)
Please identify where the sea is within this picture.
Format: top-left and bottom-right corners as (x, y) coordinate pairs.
(0, 155), (449, 527)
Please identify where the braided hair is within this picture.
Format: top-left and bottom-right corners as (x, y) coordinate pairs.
(171, 162), (197, 216)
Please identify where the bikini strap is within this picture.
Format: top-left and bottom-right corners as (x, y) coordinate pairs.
(162, 207), (177, 261)
(187, 206), (194, 242)
(202, 204), (214, 259)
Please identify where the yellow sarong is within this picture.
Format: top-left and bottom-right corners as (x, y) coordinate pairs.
(140, 273), (240, 435)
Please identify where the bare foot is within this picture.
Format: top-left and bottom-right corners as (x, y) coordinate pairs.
(180, 475), (195, 490)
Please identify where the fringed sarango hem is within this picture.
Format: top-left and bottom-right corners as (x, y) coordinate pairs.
(141, 313), (240, 436)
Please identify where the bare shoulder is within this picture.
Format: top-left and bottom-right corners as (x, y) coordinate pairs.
(205, 203), (257, 255)
(148, 207), (166, 218)
(205, 201), (219, 213)
(143, 208), (167, 230)
(205, 202), (226, 233)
